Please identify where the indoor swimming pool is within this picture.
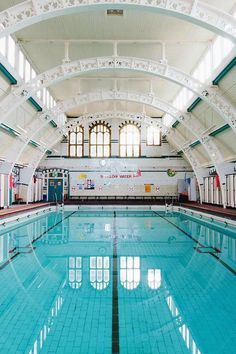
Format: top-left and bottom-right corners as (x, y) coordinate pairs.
(0, 208), (235, 354)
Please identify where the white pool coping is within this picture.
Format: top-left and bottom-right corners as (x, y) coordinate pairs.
(0, 204), (235, 229)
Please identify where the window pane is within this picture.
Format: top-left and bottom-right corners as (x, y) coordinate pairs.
(70, 132), (76, 144)
(76, 146), (82, 157)
(104, 132), (110, 144)
(36, 90), (41, 99)
(133, 129), (139, 142)
(0, 37), (6, 56)
(91, 132), (96, 144)
(25, 59), (31, 82)
(31, 68), (36, 79)
(8, 36), (15, 68)
(70, 146), (76, 157)
(77, 132), (83, 145)
(97, 132), (103, 144)
(120, 132), (126, 144)
(19, 50), (24, 79)
(91, 146), (96, 157)
(42, 88), (46, 104)
(127, 132), (132, 143)
(46, 91), (50, 108)
(127, 145), (133, 157)
(97, 146), (103, 157)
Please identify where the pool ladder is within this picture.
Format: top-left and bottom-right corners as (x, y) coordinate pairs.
(55, 193), (65, 211)
(165, 203), (173, 213)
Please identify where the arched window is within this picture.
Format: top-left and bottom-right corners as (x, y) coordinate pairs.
(68, 126), (84, 157)
(120, 123), (140, 157)
(68, 257), (82, 289)
(147, 269), (161, 289)
(146, 126), (161, 146)
(89, 122), (111, 157)
(120, 256), (140, 290)
(90, 256), (110, 290)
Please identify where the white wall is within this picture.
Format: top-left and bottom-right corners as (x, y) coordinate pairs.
(40, 156), (192, 198)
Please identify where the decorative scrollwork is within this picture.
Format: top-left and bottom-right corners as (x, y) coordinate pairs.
(66, 111), (163, 130)
(50, 91), (224, 168)
(1, 56), (235, 132)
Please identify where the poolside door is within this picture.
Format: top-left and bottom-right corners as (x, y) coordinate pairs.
(48, 179), (63, 202)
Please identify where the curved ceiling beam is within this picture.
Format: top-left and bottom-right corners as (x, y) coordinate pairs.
(54, 91), (225, 163)
(65, 111), (165, 131)
(0, 120), (63, 173)
(0, 1), (235, 42)
(166, 135), (206, 203)
(1, 56), (235, 132)
(4, 91), (223, 171)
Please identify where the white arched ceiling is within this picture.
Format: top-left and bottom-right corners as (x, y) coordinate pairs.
(1, 56), (235, 132)
(0, 0), (235, 42)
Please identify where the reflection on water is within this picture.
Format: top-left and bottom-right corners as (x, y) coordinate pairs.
(148, 268), (161, 289)
(166, 296), (201, 354)
(67, 255), (163, 292)
(29, 294), (64, 354)
(0, 210), (235, 353)
(68, 256), (82, 289)
(0, 232), (18, 265)
(171, 213), (236, 269)
(90, 256), (110, 290)
(120, 256), (140, 290)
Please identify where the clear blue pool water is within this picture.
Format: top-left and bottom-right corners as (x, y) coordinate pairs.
(0, 209), (235, 354)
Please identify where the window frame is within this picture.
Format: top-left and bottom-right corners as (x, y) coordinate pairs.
(68, 125), (84, 158)
(89, 121), (111, 158)
(119, 123), (141, 158)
